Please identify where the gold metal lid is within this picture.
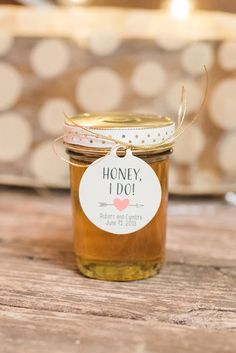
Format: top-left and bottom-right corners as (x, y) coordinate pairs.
(65, 112), (174, 129)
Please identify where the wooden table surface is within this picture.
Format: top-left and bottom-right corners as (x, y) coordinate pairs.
(0, 188), (235, 353)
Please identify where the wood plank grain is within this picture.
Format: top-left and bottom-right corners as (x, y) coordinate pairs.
(0, 308), (235, 353)
(0, 189), (235, 352)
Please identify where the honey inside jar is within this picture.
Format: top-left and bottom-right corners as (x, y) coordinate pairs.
(64, 112), (175, 281)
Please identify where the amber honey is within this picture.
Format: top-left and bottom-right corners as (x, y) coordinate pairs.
(64, 112), (174, 281)
(70, 153), (169, 280)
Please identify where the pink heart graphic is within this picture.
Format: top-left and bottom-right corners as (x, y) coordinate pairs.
(113, 198), (130, 211)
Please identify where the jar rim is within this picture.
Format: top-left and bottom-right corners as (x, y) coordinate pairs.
(65, 141), (173, 157)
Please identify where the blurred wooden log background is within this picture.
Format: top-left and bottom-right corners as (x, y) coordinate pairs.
(0, 5), (236, 194)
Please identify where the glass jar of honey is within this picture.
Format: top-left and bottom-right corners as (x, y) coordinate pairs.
(64, 112), (175, 281)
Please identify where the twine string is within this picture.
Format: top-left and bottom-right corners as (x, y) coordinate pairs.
(153, 65), (209, 148)
(52, 136), (91, 167)
(53, 67), (208, 167)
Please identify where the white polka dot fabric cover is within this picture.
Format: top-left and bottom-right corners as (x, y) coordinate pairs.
(0, 28), (236, 194)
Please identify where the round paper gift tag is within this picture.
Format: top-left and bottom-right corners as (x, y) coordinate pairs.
(79, 147), (162, 234)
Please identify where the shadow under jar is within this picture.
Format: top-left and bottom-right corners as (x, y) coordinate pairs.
(64, 112), (175, 281)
